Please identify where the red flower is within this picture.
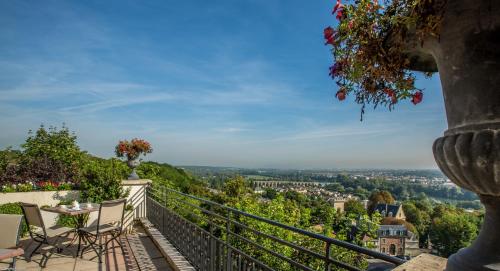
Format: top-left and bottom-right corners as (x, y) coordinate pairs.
(336, 89), (346, 101)
(411, 91), (423, 105)
(325, 36), (335, 46)
(384, 88), (397, 103)
(336, 9), (344, 20)
(324, 26), (334, 39)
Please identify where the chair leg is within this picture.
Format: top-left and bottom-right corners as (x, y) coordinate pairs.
(118, 235), (126, 256)
(98, 235), (103, 263)
(27, 240), (43, 261)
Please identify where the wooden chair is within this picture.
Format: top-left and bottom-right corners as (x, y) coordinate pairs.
(80, 199), (126, 263)
(0, 214), (24, 271)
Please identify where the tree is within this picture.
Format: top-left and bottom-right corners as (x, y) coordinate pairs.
(20, 125), (84, 183)
(403, 201), (431, 246)
(368, 190), (395, 213)
(344, 199), (367, 217)
(22, 125), (83, 169)
(223, 176), (249, 198)
(429, 210), (478, 257)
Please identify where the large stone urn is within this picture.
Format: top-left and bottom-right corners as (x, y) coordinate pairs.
(406, 1), (500, 270)
(127, 159), (140, 180)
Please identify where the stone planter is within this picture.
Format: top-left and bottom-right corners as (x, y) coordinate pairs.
(127, 159), (140, 180)
(406, 1), (500, 270)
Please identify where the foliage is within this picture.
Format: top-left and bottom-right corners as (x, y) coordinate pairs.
(115, 138), (152, 160)
(344, 199), (367, 216)
(0, 125), (84, 186)
(137, 161), (206, 195)
(402, 201), (431, 245)
(21, 125), (84, 182)
(429, 207), (478, 257)
(223, 176), (251, 198)
(79, 157), (130, 203)
(324, 0), (446, 118)
(0, 203), (29, 236)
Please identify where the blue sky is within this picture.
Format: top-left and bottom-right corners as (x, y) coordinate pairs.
(0, 0), (447, 169)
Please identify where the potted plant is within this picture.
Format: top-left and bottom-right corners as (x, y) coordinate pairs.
(324, 1), (499, 270)
(115, 139), (153, 180)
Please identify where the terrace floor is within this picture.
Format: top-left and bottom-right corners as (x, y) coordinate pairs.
(0, 225), (173, 271)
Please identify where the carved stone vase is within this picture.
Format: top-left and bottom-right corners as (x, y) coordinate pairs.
(407, 0), (500, 270)
(127, 158), (140, 180)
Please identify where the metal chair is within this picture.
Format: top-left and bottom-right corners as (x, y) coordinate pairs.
(0, 214), (25, 271)
(80, 199), (126, 263)
(19, 202), (72, 265)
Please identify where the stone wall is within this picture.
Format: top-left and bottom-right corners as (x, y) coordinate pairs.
(0, 179), (151, 230)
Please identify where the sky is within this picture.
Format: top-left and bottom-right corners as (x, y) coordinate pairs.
(0, 0), (448, 169)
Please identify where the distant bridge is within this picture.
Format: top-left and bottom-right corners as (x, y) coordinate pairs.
(252, 180), (323, 189)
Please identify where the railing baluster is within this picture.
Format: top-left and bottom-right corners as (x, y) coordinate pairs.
(226, 209), (232, 271)
(145, 186), (405, 271)
(325, 242), (331, 271)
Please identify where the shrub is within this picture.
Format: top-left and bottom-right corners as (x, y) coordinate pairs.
(0, 125), (85, 187)
(80, 158), (130, 203)
(0, 203), (28, 236)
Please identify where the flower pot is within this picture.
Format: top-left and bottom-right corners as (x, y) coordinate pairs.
(127, 159), (140, 180)
(408, 1), (500, 270)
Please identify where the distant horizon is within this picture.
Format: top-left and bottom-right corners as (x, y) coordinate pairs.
(1, 1), (447, 169)
(177, 164), (442, 172)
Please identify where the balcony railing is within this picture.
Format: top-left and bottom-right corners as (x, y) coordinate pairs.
(146, 186), (405, 271)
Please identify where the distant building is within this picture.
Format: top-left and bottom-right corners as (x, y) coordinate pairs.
(372, 225), (419, 257)
(374, 203), (406, 221)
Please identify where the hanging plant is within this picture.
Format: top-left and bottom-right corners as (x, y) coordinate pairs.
(324, 0), (446, 119)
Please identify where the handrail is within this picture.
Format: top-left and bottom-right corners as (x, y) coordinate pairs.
(146, 186), (406, 271)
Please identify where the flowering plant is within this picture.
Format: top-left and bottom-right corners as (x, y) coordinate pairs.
(324, 0), (446, 119)
(115, 138), (153, 161)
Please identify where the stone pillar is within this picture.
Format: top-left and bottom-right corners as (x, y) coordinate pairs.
(121, 179), (152, 231)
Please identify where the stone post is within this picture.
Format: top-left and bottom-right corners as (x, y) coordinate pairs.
(121, 179), (152, 231)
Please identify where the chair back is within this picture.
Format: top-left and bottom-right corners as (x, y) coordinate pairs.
(19, 202), (45, 230)
(97, 199), (126, 231)
(0, 214), (23, 248)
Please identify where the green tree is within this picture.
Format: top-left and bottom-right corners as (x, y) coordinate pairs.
(20, 125), (84, 183)
(344, 199), (367, 216)
(22, 125), (83, 169)
(223, 176), (250, 198)
(429, 210), (478, 257)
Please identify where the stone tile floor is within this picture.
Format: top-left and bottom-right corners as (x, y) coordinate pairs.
(0, 226), (173, 271)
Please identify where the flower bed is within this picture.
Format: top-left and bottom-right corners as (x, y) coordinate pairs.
(1, 180), (76, 193)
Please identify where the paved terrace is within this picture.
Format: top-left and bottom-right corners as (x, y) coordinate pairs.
(0, 224), (173, 271)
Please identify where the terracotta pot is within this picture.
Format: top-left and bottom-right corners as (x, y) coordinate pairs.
(408, 1), (500, 270)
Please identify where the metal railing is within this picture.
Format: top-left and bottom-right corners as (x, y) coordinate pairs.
(146, 186), (405, 271)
